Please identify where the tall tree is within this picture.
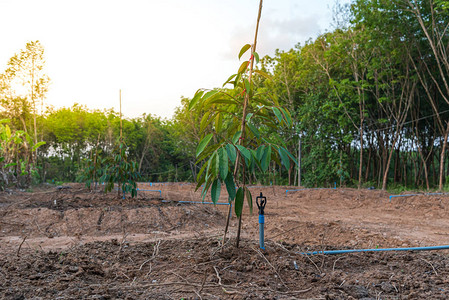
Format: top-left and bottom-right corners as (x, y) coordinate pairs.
(1, 41), (49, 145)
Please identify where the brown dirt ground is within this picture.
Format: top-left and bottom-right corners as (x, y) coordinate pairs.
(1, 183), (449, 299)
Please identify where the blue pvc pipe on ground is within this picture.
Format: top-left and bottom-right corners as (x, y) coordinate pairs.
(301, 245), (449, 255)
(389, 192), (445, 202)
(389, 194), (418, 202)
(161, 200), (230, 205)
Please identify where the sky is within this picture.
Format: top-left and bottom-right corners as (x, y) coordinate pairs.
(0, 0), (348, 119)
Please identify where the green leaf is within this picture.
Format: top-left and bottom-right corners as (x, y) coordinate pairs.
(196, 133), (213, 157)
(272, 107), (283, 123)
(206, 151), (218, 178)
(279, 107), (292, 126)
(236, 145), (251, 161)
(253, 69), (272, 80)
(224, 173), (236, 202)
(238, 44), (251, 60)
(5, 125), (11, 139)
(208, 99), (238, 106)
(196, 143), (221, 163)
(234, 187), (244, 217)
(282, 146), (298, 166)
(226, 143), (237, 164)
(203, 92), (225, 109)
(214, 150), (220, 178)
(32, 141), (46, 152)
(215, 113), (223, 132)
(256, 145), (265, 161)
(253, 51), (259, 64)
(218, 148), (228, 180)
(195, 169), (206, 191)
(201, 179), (213, 202)
(278, 146), (290, 170)
(223, 73), (237, 87)
(244, 187), (253, 214)
(247, 123), (260, 138)
(261, 145), (271, 172)
(189, 90), (204, 110)
(202, 90), (219, 102)
(211, 179), (221, 204)
(234, 73), (241, 88)
(244, 78), (251, 94)
(238, 61), (249, 74)
(199, 111), (212, 133)
(232, 131), (242, 144)
(250, 149), (263, 171)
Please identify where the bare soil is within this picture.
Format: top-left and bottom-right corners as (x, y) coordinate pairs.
(1, 183), (449, 299)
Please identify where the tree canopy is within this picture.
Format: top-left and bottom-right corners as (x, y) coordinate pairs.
(1, 0), (449, 192)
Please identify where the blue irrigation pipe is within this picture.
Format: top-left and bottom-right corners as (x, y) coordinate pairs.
(147, 182), (168, 186)
(136, 188), (162, 197)
(161, 200), (230, 205)
(389, 192), (445, 202)
(301, 245), (449, 255)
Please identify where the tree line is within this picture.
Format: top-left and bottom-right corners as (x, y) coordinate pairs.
(1, 0), (449, 191)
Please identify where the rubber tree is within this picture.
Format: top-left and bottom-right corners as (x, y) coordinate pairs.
(404, 0), (449, 190)
(190, 0), (296, 247)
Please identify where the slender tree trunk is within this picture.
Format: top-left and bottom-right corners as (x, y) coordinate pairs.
(394, 147), (400, 183)
(403, 153), (407, 187)
(223, 0), (263, 248)
(288, 164), (292, 185)
(358, 125), (363, 189)
(31, 58), (37, 146)
(382, 131), (405, 190)
(417, 146), (430, 190)
(235, 0), (263, 248)
(365, 145), (371, 183)
(439, 122), (449, 190)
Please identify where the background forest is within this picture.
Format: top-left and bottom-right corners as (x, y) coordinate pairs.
(1, 0), (449, 192)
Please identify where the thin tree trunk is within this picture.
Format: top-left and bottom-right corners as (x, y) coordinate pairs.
(417, 146), (430, 190)
(223, 0), (263, 248)
(439, 121), (449, 190)
(365, 145), (371, 183)
(382, 133), (399, 190)
(358, 125), (363, 189)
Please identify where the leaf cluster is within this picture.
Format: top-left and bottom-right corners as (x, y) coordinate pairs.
(190, 44), (297, 217)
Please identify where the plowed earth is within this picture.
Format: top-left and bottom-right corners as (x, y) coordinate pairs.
(1, 183), (449, 299)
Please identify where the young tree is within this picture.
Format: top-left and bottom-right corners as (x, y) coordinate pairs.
(2, 41), (49, 145)
(190, 0), (296, 247)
